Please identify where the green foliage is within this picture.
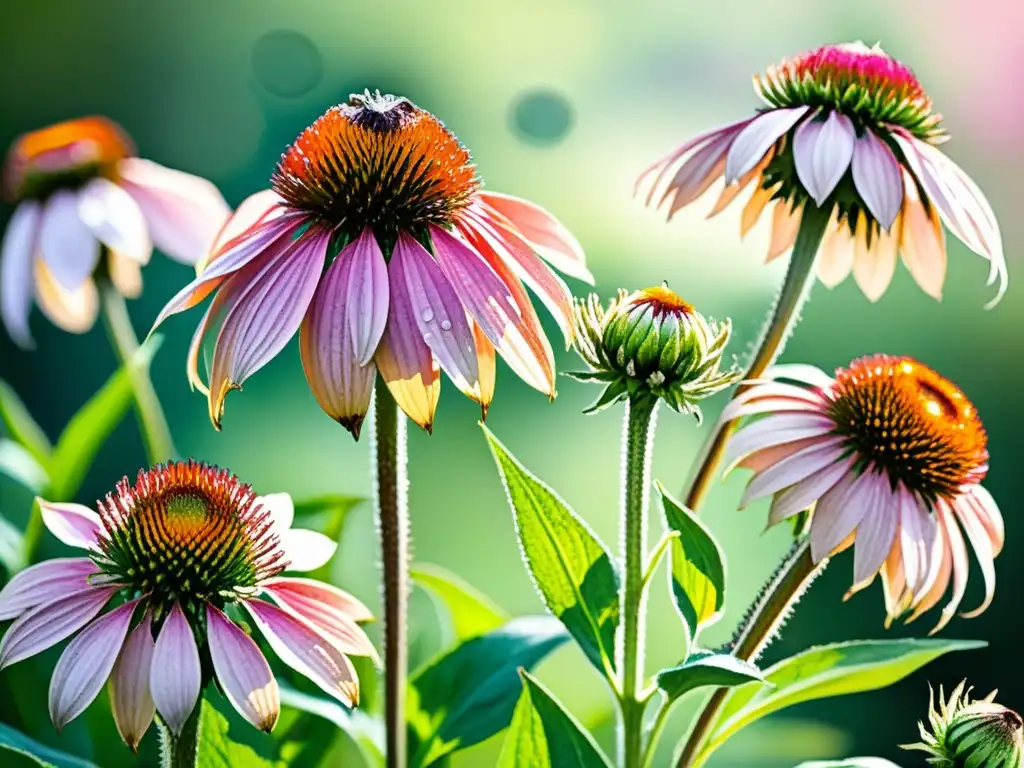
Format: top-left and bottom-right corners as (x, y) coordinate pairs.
(278, 684), (384, 767)
(0, 379), (52, 466)
(0, 439), (48, 493)
(196, 700), (277, 768)
(406, 615), (569, 767)
(497, 671), (610, 768)
(482, 425), (619, 678)
(656, 650), (765, 704)
(0, 721), (99, 768)
(0, 512), (24, 574)
(412, 563), (509, 644)
(657, 481), (725, 647)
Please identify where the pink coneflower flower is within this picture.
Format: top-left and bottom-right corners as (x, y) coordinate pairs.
(723, 356), (1002, 633)
(638, 42), (1006, 305)
(0, 117), (230, 346)
(151, 90), (591, 436)
(0, 461), (374, 747)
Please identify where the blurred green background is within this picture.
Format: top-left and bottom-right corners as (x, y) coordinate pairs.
(1, 0), (1020, 765)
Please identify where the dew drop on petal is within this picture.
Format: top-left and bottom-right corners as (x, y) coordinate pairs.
(421, 308), (435, 323)
(440, 319), (452, 331)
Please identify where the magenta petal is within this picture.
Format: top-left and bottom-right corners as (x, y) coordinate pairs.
(0, 558), (98, 621)
(340, 229), (389, 365)
(207, 605), (279, 732)
(109, 611), (156, 749)
(262, 582), (377, 661)
(391, 232), (478, 391)
(39, 190), (100, 291)
(725, 107), (810, 184)
(49, 599), (138, 729)
(150, 603), (201, 733)
(0, 586), (116, 668)
(851, 129), (903, 230)
(0, 201), (42, 348)
(37, 499), (102, 550)
(793, 111), (855, 206)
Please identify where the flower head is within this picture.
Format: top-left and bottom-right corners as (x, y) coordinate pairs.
(0, 461), (374, 747)
(0, 116), (230, 347)
(638, 42), (1006, 305)
(572, 284), (739, 416)
(724, 356), (1002, 633)
(903, 681), (1024, 767)
(153, 91), (591, 437)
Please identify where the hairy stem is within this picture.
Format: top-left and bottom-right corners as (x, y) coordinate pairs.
(159, 706), (201, 768)
(372, 379), (409, 768)
(98, 276), (175, 465)
(618, 395), (659, 768)
(682, 204), (831, 512)
(675, 540), (822, 767)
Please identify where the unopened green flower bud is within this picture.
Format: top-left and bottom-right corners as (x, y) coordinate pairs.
(571, 283), (739, 417)
(902, 682), (1023, 768)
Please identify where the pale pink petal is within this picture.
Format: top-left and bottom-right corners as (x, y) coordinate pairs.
(662, 131), (735, 217)
(49, 599), (138, 729)
(767, 452), (856, 525)
(39, 190), (100, 291)
(77, 178), (152, 263)
(965, 485), (1003, 556)
(851, 486), (899, 588)
(37, 499), (102, 550)
(243, 599), (358, 706)
(207, 605), (279, 732)
(793, 111), (856, 206)
(727, 381), (826, 408)
(150, 603), (201, 733)
(765, 199), (801, 262)
(33, 261), (98, 334)
(477, 191), (591, 283)
(852, 211), (900, 302)
(817, 213), (856, 289)
(725, 107), (810, 183)
(0, 201), (42, 348)
(203, 189), (285, 273)
(261, 578), (373, 623)
(897, 487), (933, 596)
(740, 437), (847, 507)
(739, 436), (828, 475)
(0, 558), (98, 621)
(257, 493), (294, 532)
(953, 497), (996, 619)
(0, 587), (117, 668)
(909, 515), (953, 623)
(109, 611), (156, 750)
(118, 158), (230, 265)
(339, 229), (389, 365)
(932, 502), (969, 634)
(279, 529), (337, 573)
(851, 129), (903, 231)
(724, 413), (836, 472)
(764, 364), (835, 389)
(721, 394), (821, 422)
(263, 583), (377, 661)
(899, 170), (946, 301)
(810, 470), (879, 562)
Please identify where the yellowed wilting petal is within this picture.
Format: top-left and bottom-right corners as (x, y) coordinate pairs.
(852, 211), (901, 302)
(899, 171), (947, 300)
(765, 198), (802, 263)
(34, 257), (99, 333)
(740, 181), (779, 238)
(107, 250), (143, 299)
(470, 320), (496, 418)
(817, 212), (856, 288)
(375, 340), (440, 433)
(708, 149), (773, 219)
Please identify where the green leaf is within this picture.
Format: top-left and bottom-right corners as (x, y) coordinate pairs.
(0, 438), (49, 492)
(498, 670), (611, 768)
(703, 638), (986, 758)
(0, 379), (52, 466)
(482, 426), (619, 676)
(407, 615), (569, 767)
(279, 683), (384, 768)
(794, 760), (904, 768)
(412, 563), (509, 644)
(0, 721), (99, 768)
(291, 494), (365, 581)
(0, 511), (25, 574)
(657, 481), (725, 646)
(48, 336), (162, 500)
(656, 650), (766, 704)
(196, 699), (276, 768)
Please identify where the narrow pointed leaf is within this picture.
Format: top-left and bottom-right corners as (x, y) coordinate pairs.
(0, 379), (52, 465)
(0, 512), (24, 574)
(412, 563), (509, 644)
(0, 721), (99, 767)
(0, 438), (49, 492)
(656, 651), (766, 704)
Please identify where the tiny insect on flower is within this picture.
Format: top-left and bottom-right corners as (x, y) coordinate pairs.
(0, 461), (375, 748)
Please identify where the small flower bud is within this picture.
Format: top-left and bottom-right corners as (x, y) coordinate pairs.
(902, 681), (1024, 768)
(571, 283), (739, 417)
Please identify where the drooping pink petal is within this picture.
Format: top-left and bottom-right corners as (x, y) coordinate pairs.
(965, 485), (1003, 556)
(764, 363), (835, 389)
(817, 212), (856, 288)
(263, 582), (377, 661)
(39, 190), (100, 291)
(739, 436), (828, 475)
(0, 201), (42, 348)
(765, 199), (801, 262)
(37, 499), (102, 550)
(0, 558), (98, 621)
(740, 438), (848, 508)
(390, 232), (479, 392)
(0, 586), (117, 668)
(725, 107), (810, 184)
(724, 412), (837, 472)
(77, 178), (152, 264)
(908, 517), (953, 624)
(202, 189), (285, 273)
(472, 320), (497, 416)
(243, 599), (358, 707)
(207, 227), (329, 428)
(880, 538), (910, 625)
(117, 158), (230, 265)
(108, 611), (156, 750)
(709, 148), (774, 219)
(261, 578), (373, 623)
(793, 110), (856, 206)
(721, 394), (821, 422)
(279, 529), (337, 573)
(810, 470), (878, 562)
(898, 170), (947, 301)
(851, 129), (903, 231)
(660, 130), (736, 217)
(477, 191), (591, 283)
(49, 598), (138, 730)
(340, 229), (389, 365)
(932, 501), (970, 634)
(739, 181), (778, 237)
(767, 451), (856, 525)
(150, 603), (201, 733)
(34, 255), (99, 334)
(953, 497), (996, 619)
(897, 486), (932, 597)
(206, 605), (279, 732)
(850, 486), (899, 589)
(852, 211), (901, 302)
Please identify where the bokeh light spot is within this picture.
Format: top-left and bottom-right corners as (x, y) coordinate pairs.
(510, 88), (574, 145)
(251, 30), (323, 98)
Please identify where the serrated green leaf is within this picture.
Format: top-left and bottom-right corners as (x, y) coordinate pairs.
(278, 683), (384, 768)
(702, 638), (986, 760)
(657, 481), (725, 646)
(48, 336), (161, 500)
(412, 563), (508, 644)
(795, 759), (903, 768)
(196, 699), (277, 768)
(0, 379), (52, 466)
(407, 615), (569, 767)
(498, 670), (611, 768)
(0, 438), (49, 492)
(0, 721), (98, 768)
(656, 650), (766, 704)
(482, 426), (619, 677)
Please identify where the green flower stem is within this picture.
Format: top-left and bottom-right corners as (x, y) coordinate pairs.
(159, 707), (201, 768)
(618, 395), (659, 768)
(641, 698), (674, 768)
(97, 276), (175, 465)
(372, 378), (409, 768)
(682, 204), (831, 512)
(676, 540), (821, 767)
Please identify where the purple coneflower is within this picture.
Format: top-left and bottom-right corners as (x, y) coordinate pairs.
(724, 356), (1002, 633)
(0, 461), (374, 747)
(639, 42), (1006, 304)
(1, 117), (230, 345)
(152, 90), (590, 436)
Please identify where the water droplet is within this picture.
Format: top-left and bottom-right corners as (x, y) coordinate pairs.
(421, 308), (435, 323)
(440, 319), (452, 331)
